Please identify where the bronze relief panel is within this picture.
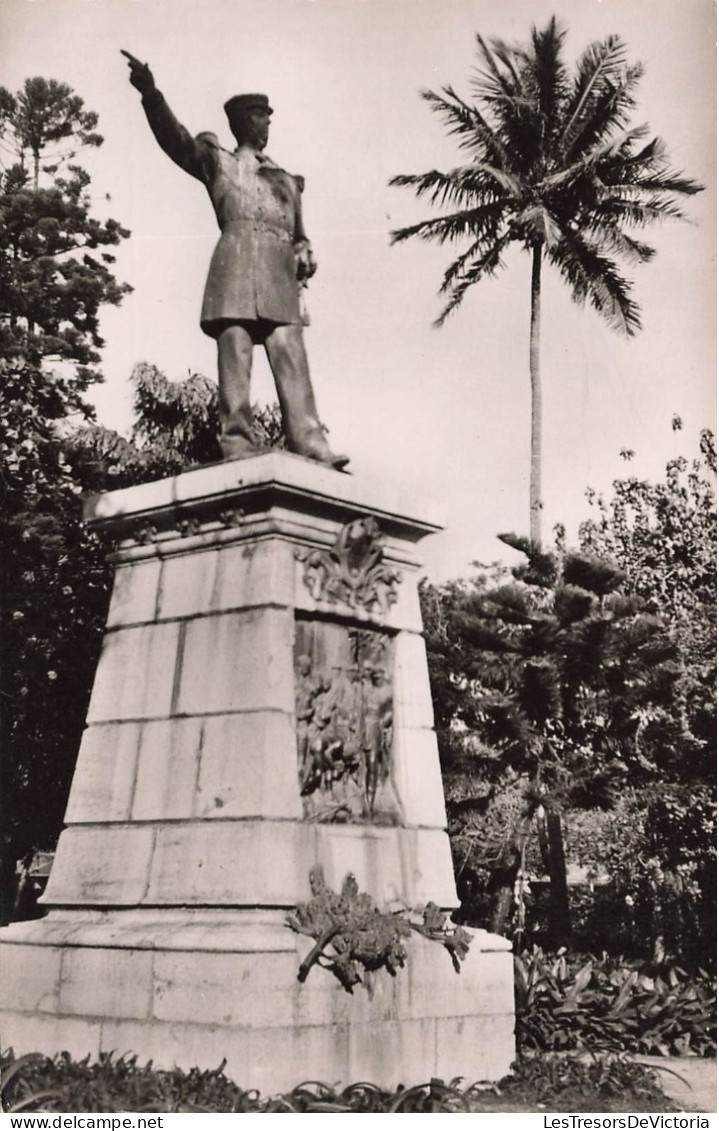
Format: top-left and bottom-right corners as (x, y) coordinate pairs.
(294, 618), (401, 824)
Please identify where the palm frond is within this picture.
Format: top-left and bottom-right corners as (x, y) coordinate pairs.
(429, 87), (511, 165)
(528, 17), (569, 141)
(472, 162), (524, 198)
(390, 201), (506, 250)
(472, 34), (522, 103)
(589, 193), (692, 227)
(489, 40), (525, 92)
(605, 133), (665, 173)
(583, 123), (650, 167)
(435, 231), (512, 325)
(548, 232), (642, 336)
(564, 63), (645, 162)
(514, 203), (563, 248)
(437, 205), (511, 287)
(633, 169), (704, 197)
(420, 87), (505, 162)
(471, 35), (546, 175)
(388, 167), (490, 210)
(561, 34), (632, 151)
(581, 221), (656, 264)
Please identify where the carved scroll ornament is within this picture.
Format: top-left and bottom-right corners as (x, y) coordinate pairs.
(297, 516), (401, 614)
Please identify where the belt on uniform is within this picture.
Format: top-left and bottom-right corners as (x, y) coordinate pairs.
(223, 219), (293, 243)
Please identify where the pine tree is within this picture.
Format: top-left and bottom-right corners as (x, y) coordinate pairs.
(0, 78), (130, 385)
(423, 536), (688, 946)
(0, 78), (129, 920)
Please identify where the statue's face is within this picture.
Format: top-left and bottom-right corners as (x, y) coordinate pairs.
(232, 108), (271, 150)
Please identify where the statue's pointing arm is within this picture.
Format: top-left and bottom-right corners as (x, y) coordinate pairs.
(122, 51), (213, 182)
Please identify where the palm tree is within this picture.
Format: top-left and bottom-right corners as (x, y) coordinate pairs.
(390, 19), (703, 543)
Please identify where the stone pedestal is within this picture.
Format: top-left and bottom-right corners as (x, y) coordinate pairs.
(0, 453), (514, 1091)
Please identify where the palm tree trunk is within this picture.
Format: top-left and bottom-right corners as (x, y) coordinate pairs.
(529, 242), (543, 544)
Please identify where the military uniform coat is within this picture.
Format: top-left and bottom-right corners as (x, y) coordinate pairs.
(141, 90), (306, 336)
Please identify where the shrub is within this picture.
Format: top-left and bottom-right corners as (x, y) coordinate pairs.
(515, 947), (716, 1057)
(1, 1049), (675, 1113)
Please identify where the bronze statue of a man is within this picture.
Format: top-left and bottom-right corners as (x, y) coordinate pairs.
(122, 52), (348, 470)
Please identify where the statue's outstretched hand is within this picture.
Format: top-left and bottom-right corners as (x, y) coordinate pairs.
(121, 50), (156, 96)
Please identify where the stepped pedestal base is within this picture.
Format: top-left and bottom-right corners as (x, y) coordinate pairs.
(1, 911), (513, 1091)
(0, 455), (514, 1089)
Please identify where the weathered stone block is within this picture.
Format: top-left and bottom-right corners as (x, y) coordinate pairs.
(312, 825), (457, 908)
(144, 821), (309, 905)
(435, 1014), (516, 1083)
(176, 608), (294, 715)
(1, 944), (61, 1013)
(406, 826), (460, 908)
(392, 726), (448, 828)
(213, 538), (295, 612)
(2, 1011), (102, 1063)
(242, 1022), (351, 1093)
(196, 712), (301, 820)
(64, 722), (142, 824)
(132, 718), (203, 821)
(291, 950), (404, 1028)
(157, 548), (220, 620)
(97, 1016), (352, 1095)
(348, 1017), (437, 1086)
(393, 631), (436, 729)
(86, 622), (180, 723)
(106, 558), (162, 628)
(152, 950), (295, 1027)
(43, 826), (155, 906)
(98, 1017), (239, 1080)
(60, 947), (154, 1020)
(402, 935), (514, 1020)
(315, 826), (406, 906)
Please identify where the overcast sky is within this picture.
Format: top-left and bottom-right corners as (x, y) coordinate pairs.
(3, 0), (715, 580)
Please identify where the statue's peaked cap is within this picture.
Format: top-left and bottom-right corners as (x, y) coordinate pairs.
(224, 93), (273, 119)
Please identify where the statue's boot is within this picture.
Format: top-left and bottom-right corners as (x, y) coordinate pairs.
(219, 434), (258, 461)
(266, 325), (349, 471)
(288, 429), (350, 471)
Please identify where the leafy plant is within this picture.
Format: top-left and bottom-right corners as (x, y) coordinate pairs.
(515, 947), (716, 1057)
(505, 1051), (672, 1111)
(0, 1048), (677, 1113)
(286, 867), (471, 991)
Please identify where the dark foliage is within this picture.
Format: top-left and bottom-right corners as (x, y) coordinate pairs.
(0, 77), (133, 920)
(1, 1048), (676, 1113)
(515, 947), (716, 1058)
(420, 537), (689, 948)
(0, 358), (112, 923)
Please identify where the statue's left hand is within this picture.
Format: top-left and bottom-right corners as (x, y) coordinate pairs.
(295, 240), (317, 281)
